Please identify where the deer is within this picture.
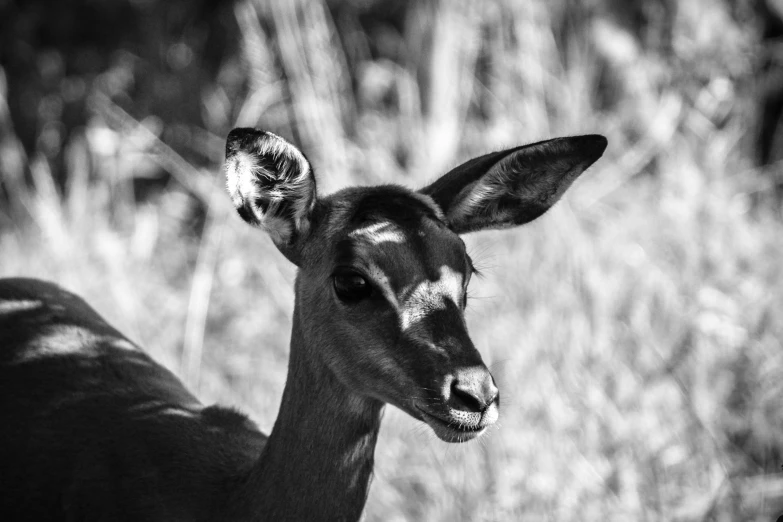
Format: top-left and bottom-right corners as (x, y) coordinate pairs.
(0, 128), (606, 521)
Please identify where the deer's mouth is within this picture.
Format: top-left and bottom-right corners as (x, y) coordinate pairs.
(414, 404), (488, 443)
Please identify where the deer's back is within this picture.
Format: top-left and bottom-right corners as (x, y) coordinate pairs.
(0, 278), (267, 521)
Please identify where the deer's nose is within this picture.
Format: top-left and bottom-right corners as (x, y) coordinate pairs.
(449, 367), (499, 413)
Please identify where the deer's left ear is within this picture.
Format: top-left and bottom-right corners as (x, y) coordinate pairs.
(420, 135), (607, 234)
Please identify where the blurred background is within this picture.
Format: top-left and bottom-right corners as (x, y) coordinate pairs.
(1, 0), (783, 519)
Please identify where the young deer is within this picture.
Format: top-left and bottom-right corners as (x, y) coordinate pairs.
(0, 129), (606, 521)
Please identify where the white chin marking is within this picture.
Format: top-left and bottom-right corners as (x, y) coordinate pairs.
(416, 406), (489, 443)
(429, 421), (485, 443)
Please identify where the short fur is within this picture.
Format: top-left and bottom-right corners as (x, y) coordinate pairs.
(422, 134), (607, 232)
(0, 129), (606, 521)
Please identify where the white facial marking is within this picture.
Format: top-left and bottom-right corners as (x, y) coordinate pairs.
(400, 265), (463, 331)
(349, 222), (406, 245)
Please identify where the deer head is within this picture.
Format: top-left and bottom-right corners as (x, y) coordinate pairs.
(225, 128), (606, 442)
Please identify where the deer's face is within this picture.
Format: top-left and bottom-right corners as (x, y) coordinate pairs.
(224, 127), (606, 443)
(297, 187), (497, 442)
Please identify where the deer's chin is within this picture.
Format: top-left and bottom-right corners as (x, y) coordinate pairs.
(414, 404), (491, 443)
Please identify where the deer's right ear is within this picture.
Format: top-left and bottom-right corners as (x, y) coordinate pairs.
(224, 128), (316, 265)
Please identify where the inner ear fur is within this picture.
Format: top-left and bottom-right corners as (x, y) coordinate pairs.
(421, 134), (607, 234)
(224, 128), (316, 264)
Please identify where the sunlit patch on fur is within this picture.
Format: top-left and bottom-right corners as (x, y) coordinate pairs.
(399, 265), (464, 331)
(225, 151), (258, 212)
(349, 222), (406, 245)
(16, 327), (139, 363)
(0, 299), (43, 314)
(108, 338), (139, 352)
(224, 130), (315, 249)
(129, 401), (198, 420)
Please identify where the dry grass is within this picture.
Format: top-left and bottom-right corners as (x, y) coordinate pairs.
(1, 0), (782, 520)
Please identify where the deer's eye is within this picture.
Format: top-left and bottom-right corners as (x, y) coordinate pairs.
(333, 271), (372, 302)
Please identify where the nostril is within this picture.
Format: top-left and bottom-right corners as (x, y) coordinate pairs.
(450, 382), (485, 413)
(449, 368), (499, 414)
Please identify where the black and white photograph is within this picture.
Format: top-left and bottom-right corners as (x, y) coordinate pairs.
(1, 0), (782, 520)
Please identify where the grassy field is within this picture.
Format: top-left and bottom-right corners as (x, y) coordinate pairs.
(2, 0), (782, 520)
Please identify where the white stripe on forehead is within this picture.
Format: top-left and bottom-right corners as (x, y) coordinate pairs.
(348, 221), (406, 245)
(347, 222), (406, 308)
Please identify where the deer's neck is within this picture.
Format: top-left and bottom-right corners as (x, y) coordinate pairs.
(233, 304), (384, 521)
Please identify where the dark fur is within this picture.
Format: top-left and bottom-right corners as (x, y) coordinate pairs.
(0, 279), (265, 521)
(0, 130), (607, 521)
